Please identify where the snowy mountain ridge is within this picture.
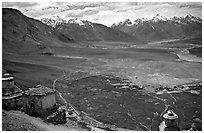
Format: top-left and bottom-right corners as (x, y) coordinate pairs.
(41, 16), (92, 27)
(111, 14), (202, 27)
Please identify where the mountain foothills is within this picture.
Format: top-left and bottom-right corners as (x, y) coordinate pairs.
(111, 14), (202, 41)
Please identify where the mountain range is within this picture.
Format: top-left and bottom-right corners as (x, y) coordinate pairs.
(2, 8), (202, 55)
(41, 16), (136, 42)
(111, 14), (202, 41)
(41, 14), (202, 42)
(2, 8), (136, 55)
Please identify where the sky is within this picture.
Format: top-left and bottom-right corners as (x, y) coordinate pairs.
(2, 1), (202, 26)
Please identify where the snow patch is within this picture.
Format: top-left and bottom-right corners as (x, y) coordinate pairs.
(152, 14), (167, 22)
(151, 25), (155, 30)
(68, 18), (85, 25)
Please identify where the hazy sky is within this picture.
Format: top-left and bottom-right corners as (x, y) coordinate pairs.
(2, 2), (202, 26)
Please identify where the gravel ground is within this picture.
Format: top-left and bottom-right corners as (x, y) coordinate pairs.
(2, 110), (83, 131)
(2, 110), (40, 131)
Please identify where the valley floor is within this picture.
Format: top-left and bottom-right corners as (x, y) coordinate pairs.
(2, 40), (202, 130)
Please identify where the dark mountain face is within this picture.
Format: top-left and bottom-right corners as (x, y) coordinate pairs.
(111, 14), (202, 41)
(2, 8), (73, 55)
(55, 21), (137, 42)
(41, 17), (137, 42)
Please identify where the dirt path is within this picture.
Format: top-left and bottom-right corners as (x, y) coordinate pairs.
(53, 70), (66, 90)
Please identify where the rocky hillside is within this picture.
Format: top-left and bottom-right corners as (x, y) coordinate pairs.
(2, 8), (74, 55)
(2, 110), (83, 131)
(111, 14), (202, 41)
(41, 16), (137, 42)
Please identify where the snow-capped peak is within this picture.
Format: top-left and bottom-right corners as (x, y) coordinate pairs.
(185, 14), (202, 23)
(169, 14), (202, 24)
(111, 14), (202, 29)
(134, 18), (148, 24)
(116, 19), (133, 26)
(124, 19), (132, 25)
(110, 23), (117, 28)
(41, 16), (87, 27)
(151, 14), (167, 22)
(68, 18), (85, 26)
(41, 15), (67, 27)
